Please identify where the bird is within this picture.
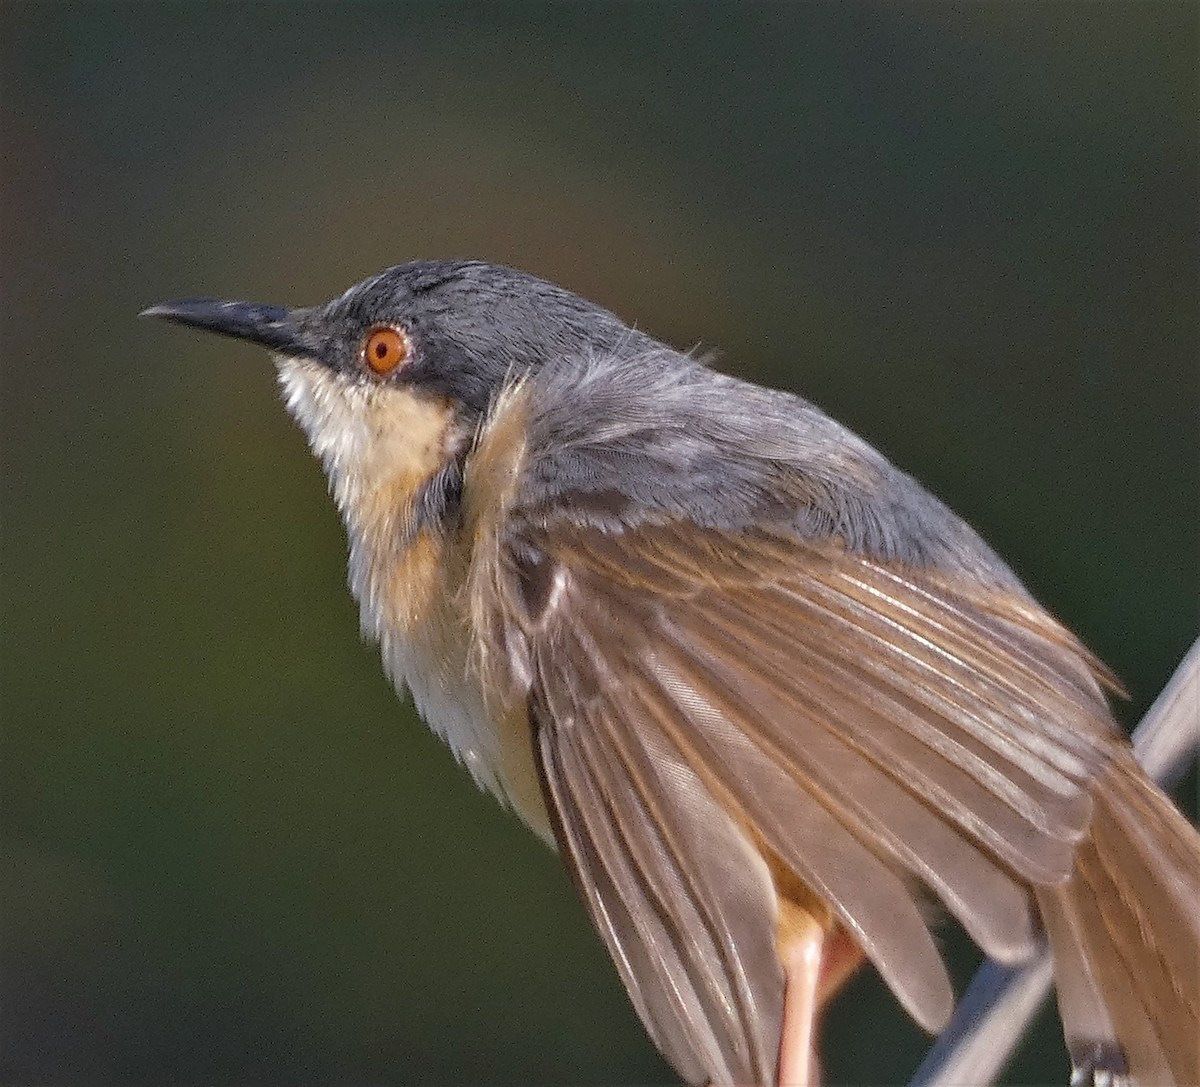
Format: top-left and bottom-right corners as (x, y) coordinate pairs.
(143, 260), (1199, 1087)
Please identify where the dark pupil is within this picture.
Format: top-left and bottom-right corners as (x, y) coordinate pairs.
(375, 341), (388, 359)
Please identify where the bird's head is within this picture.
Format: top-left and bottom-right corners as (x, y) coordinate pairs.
(142, 260), (640, 532)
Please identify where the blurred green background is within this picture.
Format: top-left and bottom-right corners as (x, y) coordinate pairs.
(2, 4), (1195, 1085)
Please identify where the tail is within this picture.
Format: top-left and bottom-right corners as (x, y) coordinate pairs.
(1037, 753), (1200, 1084)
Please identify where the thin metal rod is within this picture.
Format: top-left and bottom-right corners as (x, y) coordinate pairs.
(909, 636), (1200, 1087)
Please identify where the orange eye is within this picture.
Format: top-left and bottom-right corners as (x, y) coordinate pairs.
(363, 326), (411, 375)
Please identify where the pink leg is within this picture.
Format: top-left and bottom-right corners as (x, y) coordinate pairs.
(777, 928), (824, 1087)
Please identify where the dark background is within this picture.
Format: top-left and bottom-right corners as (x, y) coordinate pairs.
(2, 4), (1195, 1085)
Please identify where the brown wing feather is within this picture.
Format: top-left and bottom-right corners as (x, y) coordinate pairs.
(533, 624), (787, 1085)
(537, 726), (711, 1085)
(647, 608), (1039, 967)
(480, 520), (1199, 1085)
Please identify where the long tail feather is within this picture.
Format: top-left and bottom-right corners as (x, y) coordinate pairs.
(1039, 754), (1200, 1084)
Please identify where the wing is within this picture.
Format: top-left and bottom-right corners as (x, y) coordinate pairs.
(476, 518), (1131, 1086)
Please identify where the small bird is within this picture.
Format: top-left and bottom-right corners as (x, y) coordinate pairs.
(144, 261), (1199, 1087)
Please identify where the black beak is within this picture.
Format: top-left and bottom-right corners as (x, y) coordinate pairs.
(140, 298), (314, 358)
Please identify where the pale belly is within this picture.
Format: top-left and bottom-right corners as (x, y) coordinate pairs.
(390, 623), (554, 845)
(358, 528), (553, 846)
